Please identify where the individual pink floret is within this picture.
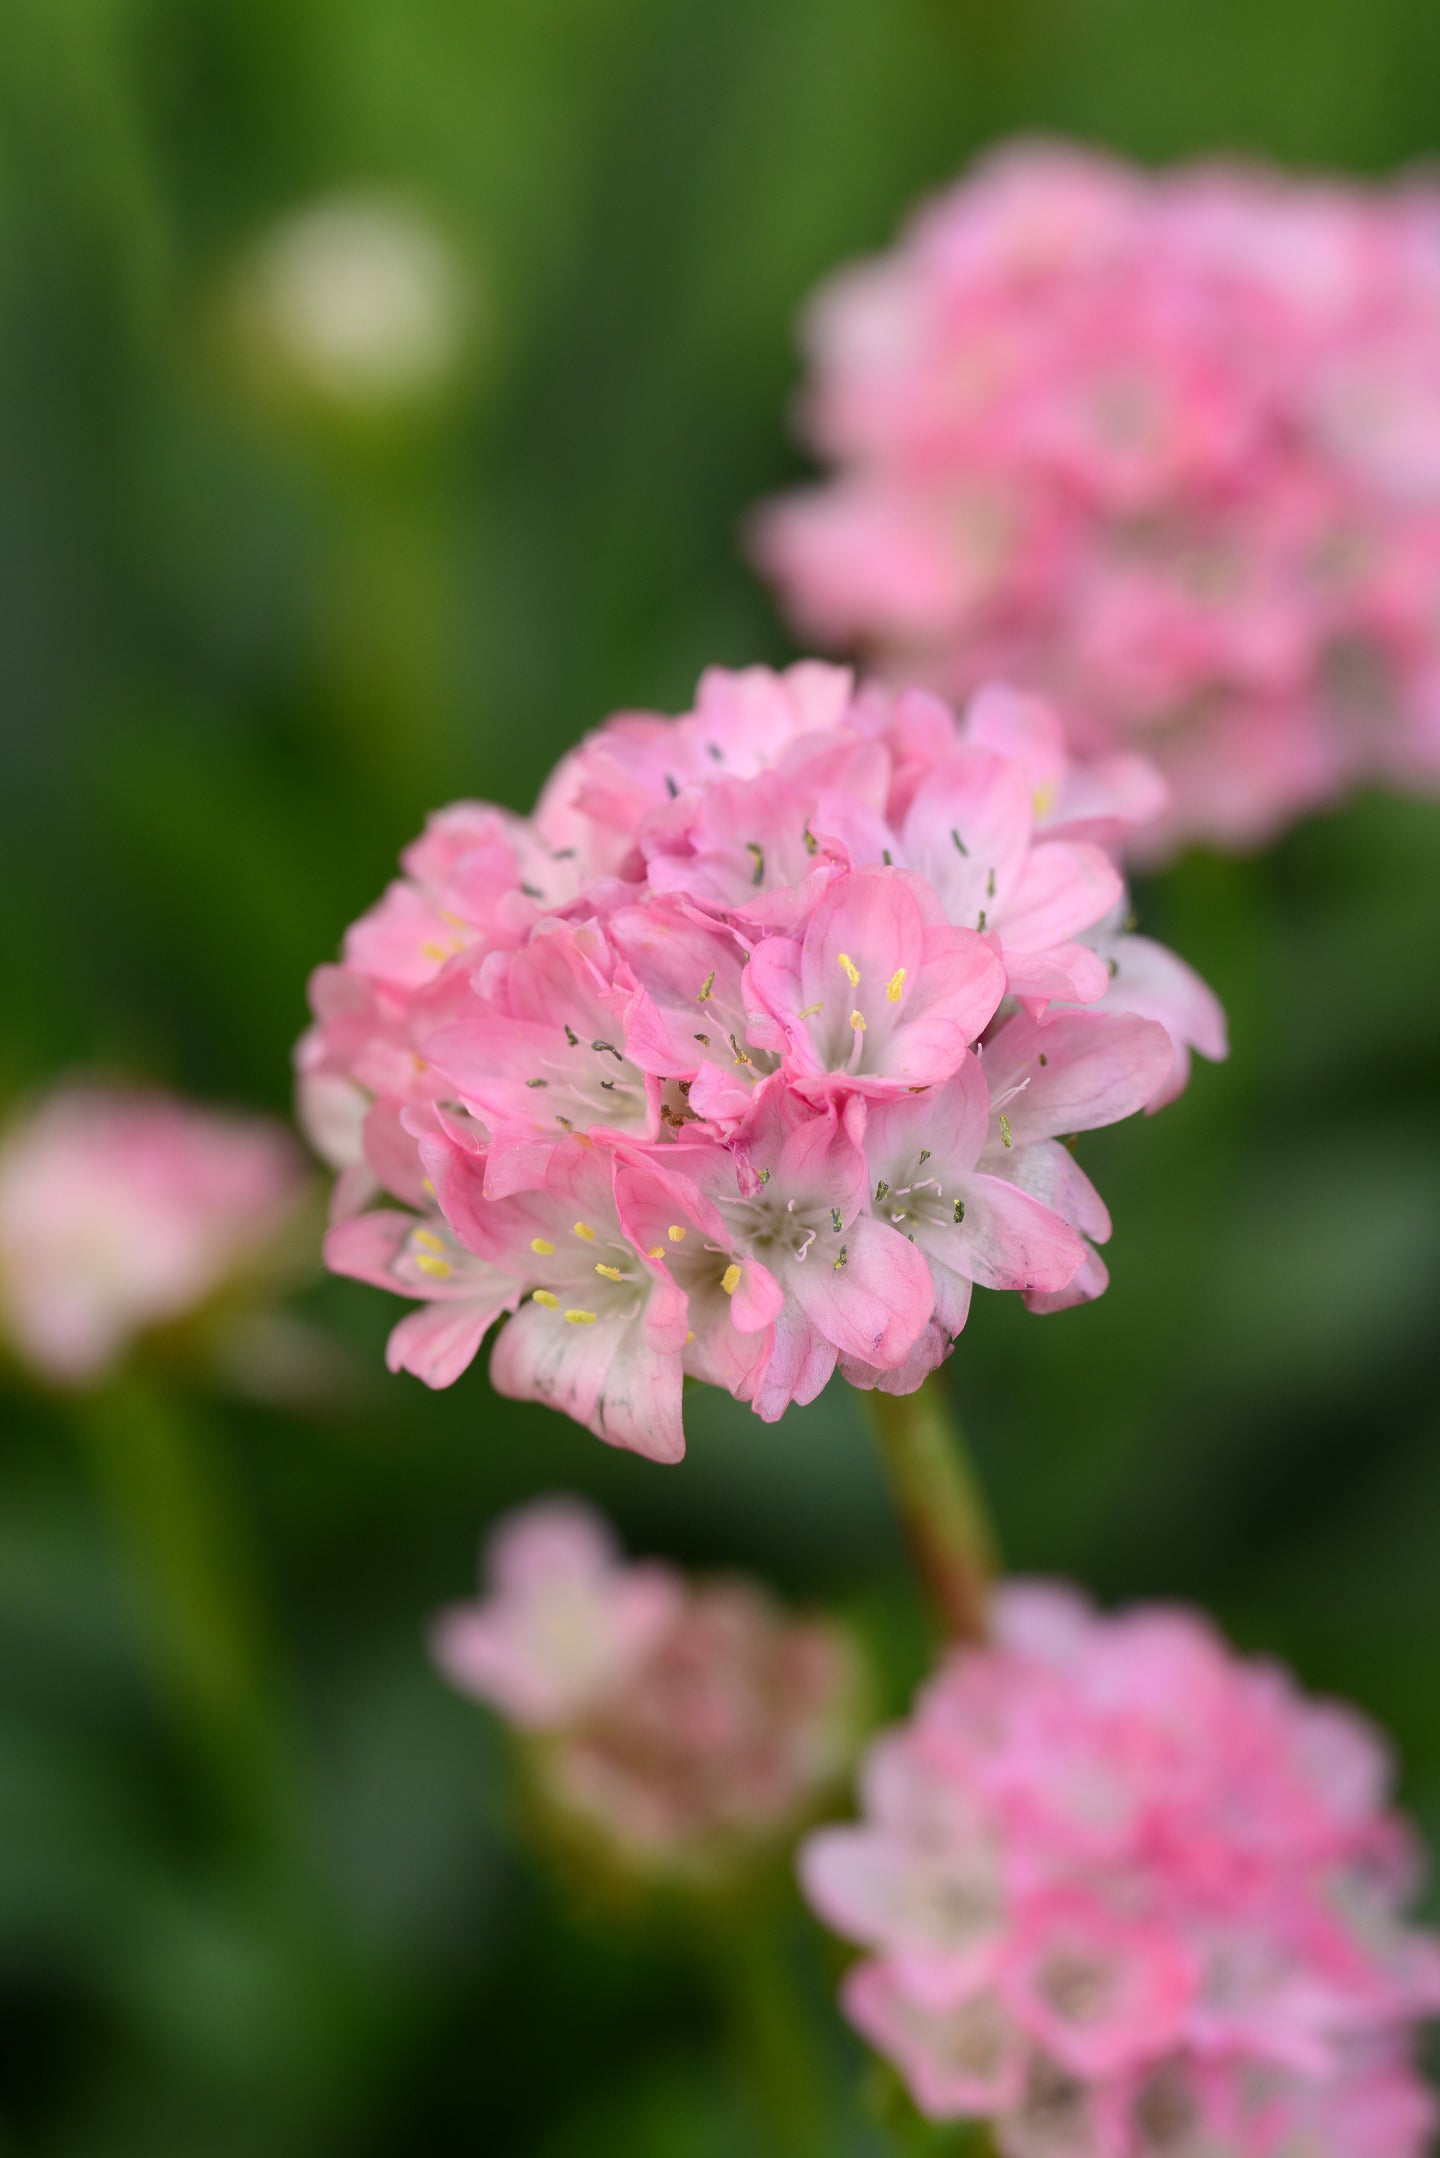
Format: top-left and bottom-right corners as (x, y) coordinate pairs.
(753, 142), (1440, 855)
(301, 661), (1225, 1453)
(433, 1495), (860, 1881)
(0, 1082), (308, 1387)
(800, 1583), (1440, 2155)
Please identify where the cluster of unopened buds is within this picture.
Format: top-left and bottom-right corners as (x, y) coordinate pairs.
(433, 1496), (860, 1883)
(303, 661), (1224, 1457)
(755, 142), (1440, 854)
(802, 1584), (1440, 2157)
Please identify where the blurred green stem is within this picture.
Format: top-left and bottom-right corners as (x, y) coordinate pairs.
(315, 446), (459, 805)
(864, 1376), (997, 1643)
(74, 1372), (301, 1844)
(701, 1913), (834, 2158)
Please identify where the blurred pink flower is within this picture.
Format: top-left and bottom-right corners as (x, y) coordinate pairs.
(801, 1582), (1440, 2154)
(433, 1496), (859, 1880)
(306, 661), (1224, 1453)
(754, 142), (1440, 855)
(0, 1083), (308, 1387)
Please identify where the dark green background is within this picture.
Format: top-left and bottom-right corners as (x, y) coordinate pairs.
(2, 3), (1439, 2151)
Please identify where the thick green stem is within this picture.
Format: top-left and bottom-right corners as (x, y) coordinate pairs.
(863, 1375), (998, 1644)
(73, 1373), (301, 1844)
(699, 1914), (835, 2158)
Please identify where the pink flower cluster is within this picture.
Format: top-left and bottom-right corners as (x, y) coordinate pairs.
(755, 142), (1440, 854)
(0, 1083), (307, 1387)
(433, 1497), (858, 1879)
(303, 662), (1224, 1459)
(801, 1583), (1440, 2156)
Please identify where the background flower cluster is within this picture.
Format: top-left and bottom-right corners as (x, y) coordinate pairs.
(757, 142), (1440, 854)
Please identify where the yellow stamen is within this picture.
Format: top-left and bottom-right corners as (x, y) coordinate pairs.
(422, 1177), (436, 1197)
(721, 1263), (742, 1296)
(530, 1237), (556, 1256)
(414, 1254), (452, 1279)
(999, 1113), (1013, 1150)
(532, 1289), (559, 1308)
(564, 1308), (598, 1325)
(648, 1245), (665, 1259)
(886, 967), (907, 1003)
(837, 951), (861, 987)
(685, 1330), (695, 1345)
(697, 971), (716, 1001)
(413, 1229), (446, 1254)
(850, 1009), (866, 1032)
(573, 1221), (596, 1241)
(667, 1224), (687, 1243)
(798, 1000), (824, 1019)
(420, 941), (449, 963)
(595, 1262), (624, 1282)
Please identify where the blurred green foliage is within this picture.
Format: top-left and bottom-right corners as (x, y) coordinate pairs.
(2, 1), (1439, 2151)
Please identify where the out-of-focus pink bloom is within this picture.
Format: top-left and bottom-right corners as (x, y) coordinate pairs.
(754, 142), (1440, 855)
(434, 1496), (860, 1881)
(433, 1497), (682, 1726)
(303, 661), (1224, 1452)
(0, 1083), (308, 1387)
(801, 1583), (1440, 2154)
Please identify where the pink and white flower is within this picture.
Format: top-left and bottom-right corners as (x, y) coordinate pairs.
(434, 1496), (860, 1881)
(800, 1583), (1440, 2155)
(0, 1082), (308, 1387)
(754, 143), (1440, 855)
(302, 660), (1224, 1454)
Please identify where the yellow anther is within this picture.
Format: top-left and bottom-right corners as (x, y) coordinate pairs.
(530, 1237), (556, 1256)
(721, 1263), (743, 1296)
(573, 1221), (596, 1241)
(1032, 783), (1057, 818)
(422, 1177), (436, 1197)
(697, 971), (716, 1001)
(595, 1262), (625, 1282)
(648, 1245), (665, 1259)
(850, 1009), (867, 1032)
(798, 1001), (824, 1019)
(420, 941), (449, 963)
(837, 951), (861, 986)
(999, 1113), (1013, 1150)
(564, 1308), (598, 1325)
(685, 1330), (695, 1345)
(532, 1289), (560, 1309)
(413, 1229), (446, 1254)
(886, 967), (907, 1003)
(414, 1254), (453, 1279)
(667, 1224), (687, 1243)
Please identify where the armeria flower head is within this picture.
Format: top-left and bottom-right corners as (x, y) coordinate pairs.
(753, 143), (1440, 855)
(800, 1583), (1440, 2155)
(0, 1082), (309, 1388)
(305, 660), (1224, 1456)
(433, 1496), (860, 1883)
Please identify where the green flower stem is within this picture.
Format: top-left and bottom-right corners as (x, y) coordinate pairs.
(699, 1911), (835, 2158)
(74, 1372), (302, 1845)
(863, 1374), (998, 1644)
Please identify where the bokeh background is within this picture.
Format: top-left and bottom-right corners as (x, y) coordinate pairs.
(3, 3), (1439, 2151)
